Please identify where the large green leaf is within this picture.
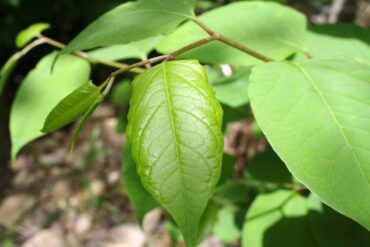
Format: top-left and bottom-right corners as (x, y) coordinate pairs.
(0, 52), (21, 95)
(89, 36), (163, 61)
(10, 52), (90, 160)
(122, 140), (158, 224)
(249, 60), (370, 230)
(242, 190), (317, 247)
(63, 0), (196, 53)
(308, 194), (370, 247)
(127, 60), (223, 247)
(42, 81), (102, 132)
(296, 24), (370, 63)
(16, 23), (50, 48)
(157, 2), (307, 66)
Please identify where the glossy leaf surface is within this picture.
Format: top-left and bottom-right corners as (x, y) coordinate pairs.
(127, 60), (223, 247)
(242, 190), (317, 247)
(16, 23), (50, 48)
(64, 0), (196, 53)
(10, 52), (90, 160)
(249, 60), (370, 230)
(157, 2), (307, 65)
(42, 81), (102, 132)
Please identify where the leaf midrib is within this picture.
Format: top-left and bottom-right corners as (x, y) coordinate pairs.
(293, 63), (370, 192)
(162, 62), (191, 239)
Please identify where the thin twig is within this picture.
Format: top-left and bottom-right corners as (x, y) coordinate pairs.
(191, 17), (274, 62)
(110, 35), (217, 78)
(38, 35), (144, 73)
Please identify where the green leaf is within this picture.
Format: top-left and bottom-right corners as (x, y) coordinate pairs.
(308, 194), (370, 247)
(16, 23), (50, 48)
(63, 0), (196, 53)
(157, 2), (307, 66)
(70, 93), (104, 151)
(296, 24), (370, 63)
(127, 60), (224, 247)
(10, 52), (90, 160)
(42, 81), (102, 132)
(122, 140), (158, 224)
(214, 180), (249, 205)
(111, 81), (132, 106)
(217, 153), (235, 185)
(197, 200), (219, 244)
(211, 68), (251, 108)
(0, 52), (21, 95)
(89, 36), (164, 61)
(247, 148), (292, 184)
(249, 60), (370, 230)
(242, 190), (317, 247)
(213, 206), (241, 244)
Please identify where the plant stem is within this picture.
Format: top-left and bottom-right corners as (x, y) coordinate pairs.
(110, 35), (217, 78)
(20, 38), (46, 56)
(191, 17), (273, 62)
(38, 35), (144, 73)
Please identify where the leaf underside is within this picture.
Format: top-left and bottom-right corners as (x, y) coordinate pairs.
(127, 60), (223, 247)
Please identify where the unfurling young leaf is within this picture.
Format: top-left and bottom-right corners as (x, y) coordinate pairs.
(127, 60), (224, 247)
(42, 81), (102, 133)
(16, 23), (50, 48)
(10, 52), (90, 160)
(249, 59), (370, 230)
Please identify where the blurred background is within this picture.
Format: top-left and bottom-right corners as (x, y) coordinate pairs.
(0, 0), (369, 246)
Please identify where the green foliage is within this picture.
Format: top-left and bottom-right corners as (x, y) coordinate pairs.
(127, 60), (223, 247)
(111, 81), (132, 106)
(211, 68), (251, 108)
(214, 206), (241, 244)
(15, 23), (50, 48)
(249, 60), (370, 230)
(63, 0), (196, 53)
(122, 140), (158, 224)
(308, 194), (370, 247)
(157, 2), (307, 65)
(242, 190), (317, 247)
(0, 52), (21, 95)
(296, 24), (370, 63)
(42, 80), (102, 132)
(10, 52), (90, 160)
(89, 36), (163, 61)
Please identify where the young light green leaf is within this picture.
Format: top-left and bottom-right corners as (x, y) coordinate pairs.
(127, 60), (224, 247)
(42, 81), (102, 132)
(89, 36), (164, 61)
(308, 193), (370, 247)
(0, 52), (21, 95)
(10, 52), (90, 160)
(157, 2), (307, 66)
(16, 23), (50, 48)
(63, 0), (196, 54)
(70, 93), (104, 151)
(122, 140), (158, 224)
(249, 60), (370, 230)
(211, 68), (251, 108)
(242, 190), (317, 247)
